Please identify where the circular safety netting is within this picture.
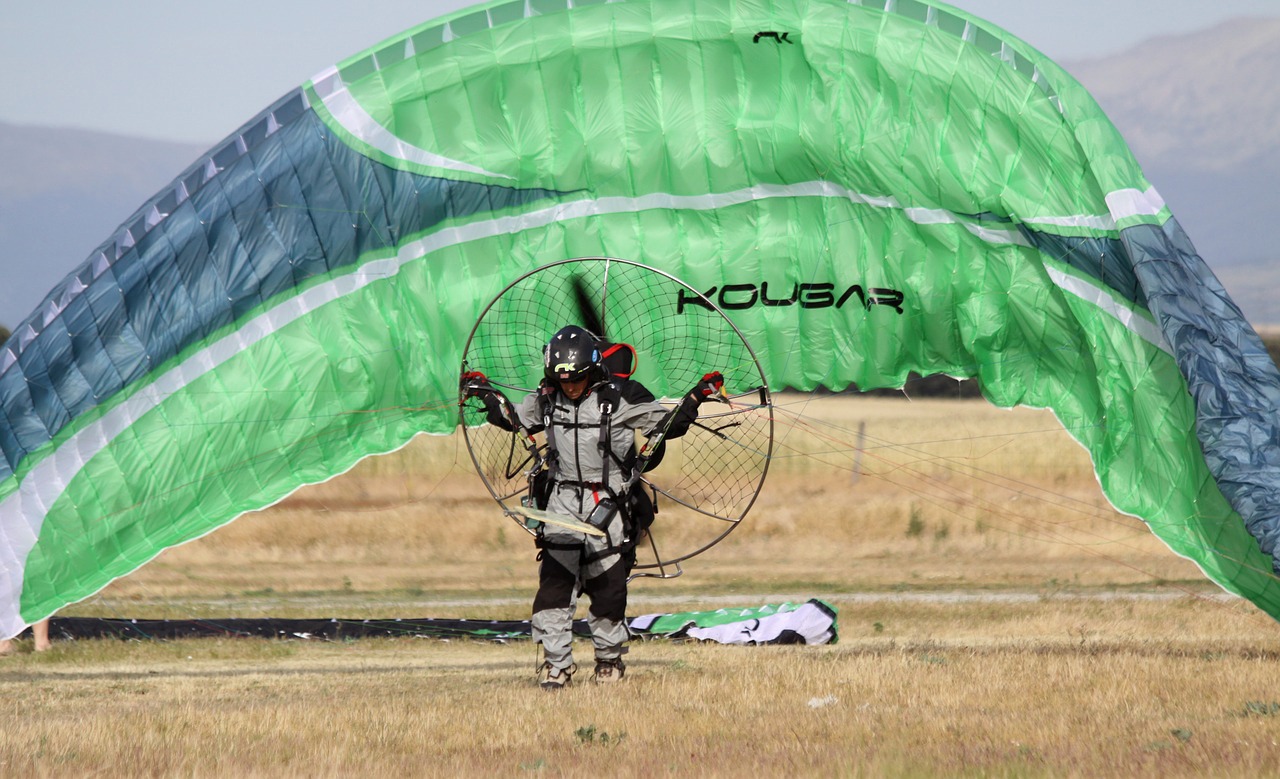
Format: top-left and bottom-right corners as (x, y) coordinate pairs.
(459, 257), (773, 571)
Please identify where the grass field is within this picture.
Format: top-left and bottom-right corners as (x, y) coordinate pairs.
(3, 395), (1279, 777)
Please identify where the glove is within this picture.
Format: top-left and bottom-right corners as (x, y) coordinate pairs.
(687, 371), (724, 403)
(460, 370), (494, 399)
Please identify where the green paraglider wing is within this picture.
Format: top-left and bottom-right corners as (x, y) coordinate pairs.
(3, 0), (1279, 637)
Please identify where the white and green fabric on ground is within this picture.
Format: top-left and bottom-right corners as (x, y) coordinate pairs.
(631, 599), (838, 645)
(3, 0), (1279, 637)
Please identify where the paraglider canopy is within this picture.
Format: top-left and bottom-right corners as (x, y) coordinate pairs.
(2, 0), (1280, 638)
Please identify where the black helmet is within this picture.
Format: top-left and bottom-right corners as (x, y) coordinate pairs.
(544, 325), (601, 383)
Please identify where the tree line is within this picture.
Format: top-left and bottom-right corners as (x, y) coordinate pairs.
(828, 331), (1280, 399)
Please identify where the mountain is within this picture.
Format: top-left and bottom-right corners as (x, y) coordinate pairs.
(1062, 17), (1280, 324)
(0, 124), (207, 328)
(0, 17), (1276, 327)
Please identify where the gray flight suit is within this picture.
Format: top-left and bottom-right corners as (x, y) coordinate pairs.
(512, 379), (672, 671)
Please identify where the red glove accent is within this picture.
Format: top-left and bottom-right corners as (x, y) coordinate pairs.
(460, 371), (493, 398)
(690, 371), (725, 401)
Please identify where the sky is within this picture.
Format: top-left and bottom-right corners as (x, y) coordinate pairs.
(4, 0), (1279, 145)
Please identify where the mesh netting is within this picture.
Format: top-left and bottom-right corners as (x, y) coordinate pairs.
(459, 258), (772, 568)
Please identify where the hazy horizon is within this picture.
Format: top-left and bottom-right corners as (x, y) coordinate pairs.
(3, 1), (1277, 144)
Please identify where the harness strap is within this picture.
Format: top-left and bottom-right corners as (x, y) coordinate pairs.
(538, 538), (623, 565)
(536, 538), (585, 552)
(550, 421), (599, 430)
(556, 480), (605, 491)
(539, 387), (556, 453)
(597, 396), (613, 490)
(582, 546), (622, 565)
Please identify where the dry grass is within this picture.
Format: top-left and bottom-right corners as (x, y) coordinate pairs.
(3, 615), (1280, 777)
(5, 394), (1279, 777)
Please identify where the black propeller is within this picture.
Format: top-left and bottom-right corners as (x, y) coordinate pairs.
(571, 274), (606, 339)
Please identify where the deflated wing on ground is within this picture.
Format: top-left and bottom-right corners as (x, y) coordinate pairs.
(3, 0), (1279, 637)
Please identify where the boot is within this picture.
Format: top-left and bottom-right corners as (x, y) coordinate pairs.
(539, 662), (576, 691)
(592, 657), (626, 684)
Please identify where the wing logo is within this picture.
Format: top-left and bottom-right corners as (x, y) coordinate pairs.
(677, 282), (905, 314)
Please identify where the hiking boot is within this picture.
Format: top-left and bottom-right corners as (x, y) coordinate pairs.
(592, 658), (626, 684)
(539, 662), (575, 691)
